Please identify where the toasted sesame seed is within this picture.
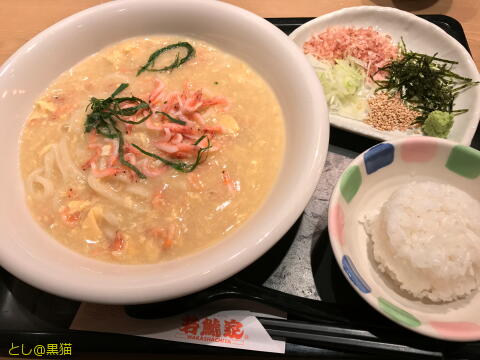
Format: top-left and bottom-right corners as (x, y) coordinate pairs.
(365, 93), (420, 131)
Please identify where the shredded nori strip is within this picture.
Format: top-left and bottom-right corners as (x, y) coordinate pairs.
(84, 83), (149, 179)
(85, 82), (210, 178)
(375, 39), (479, 123)
(137, 42), (195, 76)
(132, 135), (211, 173)
(156, 111), (187, 125)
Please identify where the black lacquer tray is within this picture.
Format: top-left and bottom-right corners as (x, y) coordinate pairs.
(1, 15), (479, 359)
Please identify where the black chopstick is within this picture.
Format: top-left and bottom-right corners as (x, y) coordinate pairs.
(258, 317), (447, 359)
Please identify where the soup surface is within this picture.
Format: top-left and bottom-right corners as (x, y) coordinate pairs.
(20, 36), (284, 264)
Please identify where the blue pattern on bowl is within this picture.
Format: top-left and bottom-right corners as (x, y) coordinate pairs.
(342, 255), (371, 294)
(364, 143), (394, 174)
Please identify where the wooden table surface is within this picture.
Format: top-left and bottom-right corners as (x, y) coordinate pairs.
(1, 0), (480, 69)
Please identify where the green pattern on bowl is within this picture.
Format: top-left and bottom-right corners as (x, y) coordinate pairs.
(378, 297), (421, 328)
(340, 165), (362, 203)
(446, 145), (480, 179)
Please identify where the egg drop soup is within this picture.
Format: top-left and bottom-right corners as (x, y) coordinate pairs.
(20, 36), (285, 264)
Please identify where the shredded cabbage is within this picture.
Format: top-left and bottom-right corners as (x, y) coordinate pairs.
(308, 55), (374, 120)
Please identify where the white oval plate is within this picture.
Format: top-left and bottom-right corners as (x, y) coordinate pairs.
(290, 6), (480, 145)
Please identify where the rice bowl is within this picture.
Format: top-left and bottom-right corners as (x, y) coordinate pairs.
(328, 137), (480, 341)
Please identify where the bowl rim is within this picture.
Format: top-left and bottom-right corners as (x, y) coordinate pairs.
(328, 136), (480, 341)
(0, 0), (329, 304)
(289, 5), (480, 145)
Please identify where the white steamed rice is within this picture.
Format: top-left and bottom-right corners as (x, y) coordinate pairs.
(364, 181), (480, 302)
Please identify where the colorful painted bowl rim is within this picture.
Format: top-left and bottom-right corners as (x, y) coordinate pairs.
(328, 137), (480, 342)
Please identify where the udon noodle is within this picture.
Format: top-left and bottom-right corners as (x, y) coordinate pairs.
(20, 36), (284, 264)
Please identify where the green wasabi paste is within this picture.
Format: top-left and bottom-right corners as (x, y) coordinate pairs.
(422, 110), (454, 138)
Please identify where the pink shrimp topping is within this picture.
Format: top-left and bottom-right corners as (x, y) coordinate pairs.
(149, 80), (166, 105)
(59, 206), (81, 227)
(149, 224), (176, 249)
(84, 78), (233, 181)
(90, 163), (121, 178)
(303, 26), (398, 78)
(222, 170), (236, 194)
(138, 159), (168, 177)
(110, 231), (126, 251)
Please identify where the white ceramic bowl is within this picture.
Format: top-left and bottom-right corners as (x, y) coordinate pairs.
(290, 6), (480, 144)
(328, 137), (480, 341)
(0, 0), (329, 304)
